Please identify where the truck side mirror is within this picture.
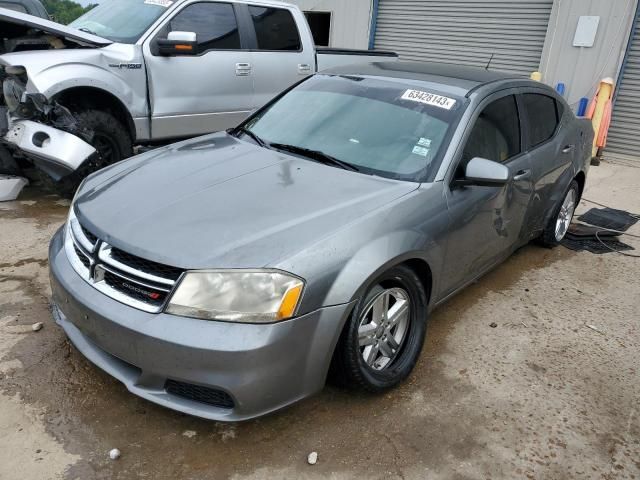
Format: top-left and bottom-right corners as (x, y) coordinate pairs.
(156, 31), (197, 56)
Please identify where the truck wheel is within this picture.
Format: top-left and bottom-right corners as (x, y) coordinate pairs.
(56, 109), (133, 197)
(75, 109), (133, 167)
(330, 265), (428, 392)
(0, 145), (22, 176)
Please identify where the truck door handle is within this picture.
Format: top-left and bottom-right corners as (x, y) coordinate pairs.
(235, 63), (251, 76)
(562, 144), (575, 154)
(298, 63), (312, 74)
(513, 169), (531, 181)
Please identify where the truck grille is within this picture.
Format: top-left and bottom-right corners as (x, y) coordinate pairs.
(64, 208), (183, 313)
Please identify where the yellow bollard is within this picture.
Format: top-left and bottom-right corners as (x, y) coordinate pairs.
(588, 77), (614, 157)
(530, 71), (542, 81)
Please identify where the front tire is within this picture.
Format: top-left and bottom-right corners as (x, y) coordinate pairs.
(331, 265), (428, 392)
(540, 179), (579, 247)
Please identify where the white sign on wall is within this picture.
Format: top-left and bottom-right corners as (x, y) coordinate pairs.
(573, 16), (600, 47)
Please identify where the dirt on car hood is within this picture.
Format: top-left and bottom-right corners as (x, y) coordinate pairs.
(0, 7), (111, 47)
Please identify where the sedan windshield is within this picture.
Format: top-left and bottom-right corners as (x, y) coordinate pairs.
(244, 75), (464, 182)
(70, 0), (170, 44)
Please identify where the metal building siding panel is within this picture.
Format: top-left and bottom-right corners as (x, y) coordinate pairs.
(373, 0), (553, 75)
(607, 10), (640, 159)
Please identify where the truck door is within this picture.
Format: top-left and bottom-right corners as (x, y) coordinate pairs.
(143, 1), (254, 139)
(240, 4), (315, 109)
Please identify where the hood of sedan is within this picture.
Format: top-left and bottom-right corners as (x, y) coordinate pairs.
(75, 133), (418, 269)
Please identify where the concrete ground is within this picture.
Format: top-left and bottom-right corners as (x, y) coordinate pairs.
(0, 160), (638, 480)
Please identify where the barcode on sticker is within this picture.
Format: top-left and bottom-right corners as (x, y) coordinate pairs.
(401, 90), (456, 110)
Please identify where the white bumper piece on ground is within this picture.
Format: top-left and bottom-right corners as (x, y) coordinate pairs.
(3, 120), (96, 178)
(0, 174), (28, 201)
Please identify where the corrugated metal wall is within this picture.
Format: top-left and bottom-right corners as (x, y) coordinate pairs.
(606, 10), (640, 159)
(373, 0), (554, 75)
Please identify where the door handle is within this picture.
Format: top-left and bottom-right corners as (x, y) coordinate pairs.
(298, 63), (312, 74)
(513, 169), (531, 181)
(562, 144), (575, 154)
(235, 63), (251, 76)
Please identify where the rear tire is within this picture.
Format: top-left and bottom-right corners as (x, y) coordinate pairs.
(539, 179), (579, 247)
(330, 265), (428, 393)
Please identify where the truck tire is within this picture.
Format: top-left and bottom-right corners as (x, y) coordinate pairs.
(75, 109), (133, 167)
(57, 109), (133, 196)
(0, 145), (22, 176)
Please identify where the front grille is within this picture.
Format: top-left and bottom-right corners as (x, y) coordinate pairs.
(165, 380), (235, 409)
(110, 247), (183, 281)
(103, 270), (168, 308)
(65, 208), (184, 313)
(73, 243), (91, 270)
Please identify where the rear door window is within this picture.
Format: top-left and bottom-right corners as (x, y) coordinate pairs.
(462, 94), (521, 165)
(0, 2), (27, 12)
(248, 6), (301, 51)
(522, 93), (559, 148)
(169, 2), (240, 52)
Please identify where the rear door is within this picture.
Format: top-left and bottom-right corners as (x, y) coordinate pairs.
(240, 3), (315, 109)
(143, 1), (254, 139)
(441, 91), (534, 296)
(519, 91), (575, 235)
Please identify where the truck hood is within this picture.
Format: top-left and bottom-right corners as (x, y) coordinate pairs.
(0, 8), (111, 47)
(75, 133), (418, 270)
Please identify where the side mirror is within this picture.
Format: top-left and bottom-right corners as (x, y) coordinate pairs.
(156, 31), (197, 56)
(458, 157), (509, 187)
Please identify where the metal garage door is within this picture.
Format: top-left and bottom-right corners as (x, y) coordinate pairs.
(373, 0), (554, 76)
(606, 11), (640, 160)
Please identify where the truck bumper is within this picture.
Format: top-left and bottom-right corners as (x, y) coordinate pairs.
(3, 120), (96, 179)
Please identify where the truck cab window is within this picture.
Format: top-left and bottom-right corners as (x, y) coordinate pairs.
(248, 6), (301, 51)
(461, 94), (521, 167)
(170, 2), (240, 52)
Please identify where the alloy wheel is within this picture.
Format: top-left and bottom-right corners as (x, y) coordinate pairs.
(555, 188), (577, 241)
(358, 287), (410, 371)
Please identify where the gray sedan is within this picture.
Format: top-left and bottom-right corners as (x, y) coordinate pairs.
(49, 62), (593, 421)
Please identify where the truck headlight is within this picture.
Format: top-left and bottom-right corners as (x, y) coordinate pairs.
(166, 270), (304, 323)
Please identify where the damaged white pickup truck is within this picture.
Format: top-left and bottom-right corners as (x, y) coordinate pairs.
(0, 0), (397, 188)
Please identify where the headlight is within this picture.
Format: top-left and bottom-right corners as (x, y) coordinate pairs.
(166, 270), (304, 323)
(2, 77), (26, 112)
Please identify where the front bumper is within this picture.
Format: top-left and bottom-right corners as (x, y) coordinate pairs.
(3, 120), (96, 179)
(49, 228), (352, 421)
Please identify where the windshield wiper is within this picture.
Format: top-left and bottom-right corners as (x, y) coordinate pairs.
(78, 27), (98, 35)
(269, 143), (360, 172)
(232, 126), (269, 148)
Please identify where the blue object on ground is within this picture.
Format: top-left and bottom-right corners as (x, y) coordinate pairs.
(577, 97), (589, 116)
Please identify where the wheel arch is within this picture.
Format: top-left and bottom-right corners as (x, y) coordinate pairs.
(53, 87), (136, 142)
(574, 170), (586, 201)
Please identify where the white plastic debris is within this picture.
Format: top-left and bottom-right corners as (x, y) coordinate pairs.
(31, 322), (43, 332)
(307, 451), (318, 465)
(0, 175), (28, 202)
(109, 448), (121, 460)
(182, 430), (197, 438)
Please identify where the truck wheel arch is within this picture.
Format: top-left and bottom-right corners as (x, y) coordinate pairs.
(53, 87), (137, 142)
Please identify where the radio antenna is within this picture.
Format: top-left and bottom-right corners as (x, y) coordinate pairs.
(485, 53), (494, 70)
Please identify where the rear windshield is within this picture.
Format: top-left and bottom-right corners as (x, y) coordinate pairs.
(245, 74), (464, 182)
(70, 0), (169, 44)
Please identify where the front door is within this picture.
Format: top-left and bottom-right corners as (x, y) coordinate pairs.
(143, 1), (254, 139)
(440, 92), (534, 297)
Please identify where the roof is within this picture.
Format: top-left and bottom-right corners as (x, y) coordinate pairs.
(323, 61), (526, 96)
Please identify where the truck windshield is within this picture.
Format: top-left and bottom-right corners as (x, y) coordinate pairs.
(243, 75), (465, 182)
(70, 0), (169, 44)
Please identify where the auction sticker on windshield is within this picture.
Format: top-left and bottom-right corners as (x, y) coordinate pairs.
(401, 90), (456, 110)
(144, 0), (173, 6)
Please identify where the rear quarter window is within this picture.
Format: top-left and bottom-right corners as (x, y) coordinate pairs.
(522, 93), (560, 148)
